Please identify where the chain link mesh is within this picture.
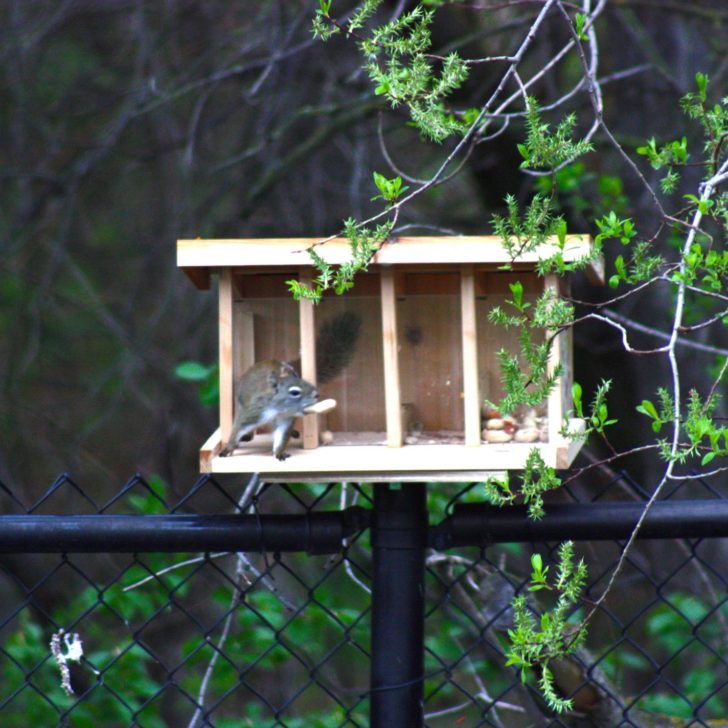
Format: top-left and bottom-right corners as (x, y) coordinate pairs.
(0, 473), (726, 726)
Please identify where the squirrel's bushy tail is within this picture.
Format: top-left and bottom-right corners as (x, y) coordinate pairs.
(316, 310), (362, 384)
(290, 310), (362, 383)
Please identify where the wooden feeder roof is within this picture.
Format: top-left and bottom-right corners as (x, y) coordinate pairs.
(177, 235), (602, 289)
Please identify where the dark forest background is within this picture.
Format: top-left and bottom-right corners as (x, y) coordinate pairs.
(2, 0), (727, 497)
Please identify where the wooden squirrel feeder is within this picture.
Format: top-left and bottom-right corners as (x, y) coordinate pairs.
(177, 236), (602, 481)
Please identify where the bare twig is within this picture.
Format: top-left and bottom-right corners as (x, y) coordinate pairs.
(575, 153), (728, 630)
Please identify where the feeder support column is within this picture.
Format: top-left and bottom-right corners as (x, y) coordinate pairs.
(460, 265), (481, 446)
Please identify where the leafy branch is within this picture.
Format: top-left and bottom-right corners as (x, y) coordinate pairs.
(506, 542), (588, 714)
(484, 449), (561, 521)
(518, 98), (593, 172)
(486, 280), (573, 416)
(287, 218), (394, 303)
(313, 0), (469, 142)
(562, 379), (618, 444)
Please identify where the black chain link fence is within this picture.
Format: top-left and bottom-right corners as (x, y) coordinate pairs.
(0, 472), (727, 727)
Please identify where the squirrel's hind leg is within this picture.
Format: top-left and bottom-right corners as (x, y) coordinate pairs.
(222, 420), (259, 456)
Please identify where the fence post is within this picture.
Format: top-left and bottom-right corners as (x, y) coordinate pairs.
(370, 483), (428, 727)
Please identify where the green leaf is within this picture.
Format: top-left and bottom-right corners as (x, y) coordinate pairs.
(556, 218), (567, 248)
(373, 171), (388, 196)
(574, 12), (588, 40)
(531, 553), (543, 572)
(175, 361), (215, 381)
(199, 378), (220, 407)
(695, 72), (708, 103)
(636, 399), (658, 420)
(371, 172), (409, 202)
(463, 107), (480, 125)
(509, 281), (524, 310)
(698, 198), (714, 215)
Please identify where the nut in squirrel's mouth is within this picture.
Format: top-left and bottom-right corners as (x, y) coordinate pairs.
(303, 398), (337, 415)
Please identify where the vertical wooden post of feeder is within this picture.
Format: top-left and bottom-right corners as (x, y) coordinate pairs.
(461, 265), (481, 447)
(218, 268), (235, 446)
(299, 267), (319, 449)
(544, 273), (565, 452)
(233, 300), (255, 384)
(381, 267), (403, 447)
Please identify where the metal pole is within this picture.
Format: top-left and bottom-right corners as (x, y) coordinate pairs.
(0, 508), (370, 554)
(429, 500), (728, 549)
(370, 484), (427, 728)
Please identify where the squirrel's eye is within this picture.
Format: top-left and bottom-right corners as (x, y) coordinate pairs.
(288, 386), (302, 398)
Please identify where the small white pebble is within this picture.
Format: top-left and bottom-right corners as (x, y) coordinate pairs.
(514, 427), (540, 443)
(483, 429), (513, 443)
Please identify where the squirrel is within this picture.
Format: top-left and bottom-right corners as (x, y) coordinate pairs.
(222, 311), (361, 460)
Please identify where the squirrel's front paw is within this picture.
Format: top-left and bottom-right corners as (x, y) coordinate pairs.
(275, 452), (290, 461)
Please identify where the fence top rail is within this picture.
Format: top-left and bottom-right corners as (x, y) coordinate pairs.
(1, 500), (726, 553)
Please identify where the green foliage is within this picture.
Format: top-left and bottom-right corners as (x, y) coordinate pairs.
(506, 542), (587, 714)
(636, 135), (689, 193)
(492, 192), (600, 277)
(0, 479), (180, 726)
(536, 161), (629, 219)
(638, 73), (728, 203)
(518, 98), (593, 171)
(681, 73), (728, 170)
(371, 171), (410, 203)
(2, 613), (167, 727)
(492, 194), (561, 266)
(520, 449), (562, 520)
(595, 211), (637, 247)
(1, 477), (371, 725)
(635, 387), (674, 434)
(593, 211), (665, 289)
(528, 552), (550, 590)
(179, 586), (369, 724)
(563, 379), (618, 441)
(288, 218), (394, 303)
(670, 240), (728, 291)
(599, 593), (728, 720)
(680, 389), (728, 465)
(311, 0), (338, 40)
(174, 361), (219, 407)
(638, 387), (728, 466)
(573, 13), (588, 41)
(312, 1), (469, 141)
(640, 595), (723, 719)
(484, 450), (561, 520)
(482, 471), (513, 506)
(487, 282), (572, 416)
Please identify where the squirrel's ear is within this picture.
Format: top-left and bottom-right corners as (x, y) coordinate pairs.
(279, 361), (298, 378)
